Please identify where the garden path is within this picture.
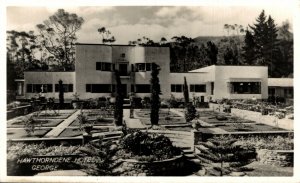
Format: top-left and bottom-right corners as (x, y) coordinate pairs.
(123, 109), (146, 129)
(44, 110), (81, 137)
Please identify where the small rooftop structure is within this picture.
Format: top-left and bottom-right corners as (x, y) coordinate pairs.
(268, 78), (293, 87)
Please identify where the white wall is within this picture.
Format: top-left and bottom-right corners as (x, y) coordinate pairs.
(24, 72), (75, 99)
(213, 66), (268, 100)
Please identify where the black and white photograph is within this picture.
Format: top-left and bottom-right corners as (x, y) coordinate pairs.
(2, 1), (299, 182)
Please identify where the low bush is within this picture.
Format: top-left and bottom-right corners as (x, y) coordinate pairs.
(120, 131), (182, 161)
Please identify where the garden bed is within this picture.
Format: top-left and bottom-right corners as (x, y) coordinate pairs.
(7, 128), (52, 139)
(35, 113), (72, 119)
(140, 117), (186, 125)
(215, 123), (286, 132)
(8, 119), (64, 128)
(58, 127), (110, 137)
(164, 126), (193, 132)
(69, 118), (114, 126)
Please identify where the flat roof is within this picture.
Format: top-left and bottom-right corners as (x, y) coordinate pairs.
(268, 78), (293, 87)
(75, 43), (169, 47)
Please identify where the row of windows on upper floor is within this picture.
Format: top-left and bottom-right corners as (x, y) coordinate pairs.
(26, 84), (73, 93)
(96, 62), (154, 72)
(26, 84), (207, 93)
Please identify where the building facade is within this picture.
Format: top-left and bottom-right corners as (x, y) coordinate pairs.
(19, 43), (273, 102)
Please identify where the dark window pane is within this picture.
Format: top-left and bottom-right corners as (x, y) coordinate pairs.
(55, 84), (59, 92)
(146, 63), (151, 71)
(171, 85), (176, 92)
(190, 85), (195, 92)
(103, 63), (112, 71)
(96, 62), (101, 70)
(69, 84), (73, 92)
(135, 84), (151, 93)
(176, 85), (182, 92)
(47, 84), (53, 92)
(27, 84), (33, 93)
(91, 84), (111, 93)
(86, 84), (91, 92)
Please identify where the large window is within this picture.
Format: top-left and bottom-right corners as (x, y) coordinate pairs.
(55, 84), (73, 93)
(135, 63), (152, 72)
(135, 84), (151, 93)
(171, 84), (183, 93)
(27, 84), (53, 93)
(96, 62), (114, 71)
(86, 84), (112, 93)
(230, 82), (261, 94)
(190, 84), (206, 92)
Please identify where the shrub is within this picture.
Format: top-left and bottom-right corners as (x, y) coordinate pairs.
(185, 103), (196, 122)
(197, 136), (256, 176)
(120, 131), (182, 161)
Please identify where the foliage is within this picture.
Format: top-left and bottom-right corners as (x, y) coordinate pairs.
(7, 143), (82, 159)
(185, 103), (197, 122)
(120, 131), (182, 161)
(58, 79), (64, 109)
(23, 107), (43, 136)
(197, 136), (257, 176)
(150, 63), (161, 126)
(97, 27), (116, 44)
(36, 9), (84, 71)
(77, 110), (94, 131)
(114, 70), (124, 126)
(78, 140), (120, 175)
(183, 77), (189, 105)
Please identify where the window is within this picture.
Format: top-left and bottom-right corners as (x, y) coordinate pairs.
(26, 84), (53, 93)
(135, 84), (151, 93)
(55, 84), (73, 93)
(135, 63), (152, 72)
(190, 84), (206, 92)
(96, 62), (113, 71)
(86, 84), (112, 93)
(211, 82), (214, 95)
(268, 88), (275, 96)
(230, 82), (261, 94)
(171, 84), (183, 93)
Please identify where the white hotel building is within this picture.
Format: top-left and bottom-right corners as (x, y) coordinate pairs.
(16, 43), (275, 102)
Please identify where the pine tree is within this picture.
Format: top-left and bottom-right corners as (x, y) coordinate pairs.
(249, 10), (268, 65)
(114, 70), (124, 126)
(183, 76), (189, 105)
(58, 80), (64, 109)
(150, 63), (161, 126)
(196, 136), (256, 176)
(242, 30), (256, 65)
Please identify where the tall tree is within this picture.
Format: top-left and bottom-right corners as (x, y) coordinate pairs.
(150, 63), (161, 126)
(114, 70), (124, 126)
(206, 41), (218, 65)
(242, 30), (256, 65)
(249, 10), (268, 65)
(183, 77), (189, 105)
(36, 9), (84, 71)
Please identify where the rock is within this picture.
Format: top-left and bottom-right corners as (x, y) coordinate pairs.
(196, 168), (206, 176)
(229, 171), (246, 176)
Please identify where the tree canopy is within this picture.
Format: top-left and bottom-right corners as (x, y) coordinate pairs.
(36, 9), (84, 71)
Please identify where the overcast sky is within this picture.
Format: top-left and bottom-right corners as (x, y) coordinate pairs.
(7, 6), (293, 44)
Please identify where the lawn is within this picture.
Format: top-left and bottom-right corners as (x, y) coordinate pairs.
(58, 127), (110, 137)
(7, 128), (52, 139)
(7, 119), (64, 128)
(164, 126), (193, 132)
